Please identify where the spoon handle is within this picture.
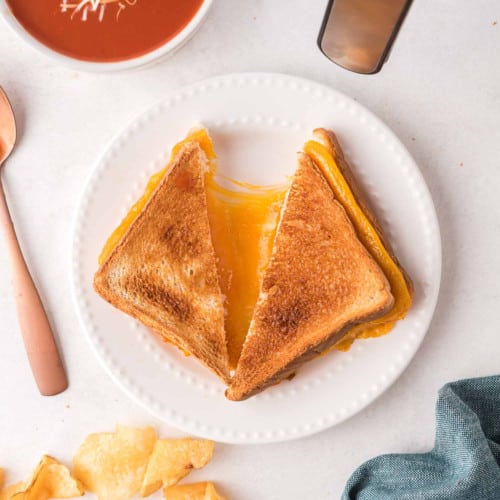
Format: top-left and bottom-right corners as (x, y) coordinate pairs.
(0, 179), (68, 396)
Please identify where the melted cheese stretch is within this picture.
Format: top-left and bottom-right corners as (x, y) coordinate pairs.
(98, 129), (288, 368)
(205, 175), (287, 368)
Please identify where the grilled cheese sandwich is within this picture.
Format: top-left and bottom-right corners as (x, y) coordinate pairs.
(226, 152), (394, 400)
(94, 127), (412, 399)
(94, 140), (230, 382)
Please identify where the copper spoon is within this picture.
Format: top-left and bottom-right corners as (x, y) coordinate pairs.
(0, 87), (68, 396)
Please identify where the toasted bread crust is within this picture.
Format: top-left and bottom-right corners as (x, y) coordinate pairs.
(226, 153), (394, 400)
(312, 128), (413, 295)
(94, 142), (230, 383)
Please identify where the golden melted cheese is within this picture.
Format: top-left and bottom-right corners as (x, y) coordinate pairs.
(205, 175), (287, 368)
(98, 129), (287, 367)
(303, 139), (412, 350)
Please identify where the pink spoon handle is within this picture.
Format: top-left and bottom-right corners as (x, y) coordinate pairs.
(0, 180), (68, 396)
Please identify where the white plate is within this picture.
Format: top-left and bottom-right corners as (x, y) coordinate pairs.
(72, 73), (441, 444)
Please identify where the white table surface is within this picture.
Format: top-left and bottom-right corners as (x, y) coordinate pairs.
(1, 1), (499, 499)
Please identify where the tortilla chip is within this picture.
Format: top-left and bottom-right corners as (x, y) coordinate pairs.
(164, 482), (224, 500)
(73, 425), (156, 500)
(140, 439), (214, 496)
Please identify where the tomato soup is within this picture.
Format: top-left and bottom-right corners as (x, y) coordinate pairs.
(6, 0), (204, 62)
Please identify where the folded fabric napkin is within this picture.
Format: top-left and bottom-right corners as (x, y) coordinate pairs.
(342, 376), (500, 499)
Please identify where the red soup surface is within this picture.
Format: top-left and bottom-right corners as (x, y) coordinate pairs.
(6, 0), (204, 62)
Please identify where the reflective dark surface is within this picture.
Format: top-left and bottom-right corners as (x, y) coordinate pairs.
(319, 0), (412, 74)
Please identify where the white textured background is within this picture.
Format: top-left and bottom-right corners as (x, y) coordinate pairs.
(0, 1), (499, 499)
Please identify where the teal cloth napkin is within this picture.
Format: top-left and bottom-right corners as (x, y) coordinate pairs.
(342, 376), (500, 499)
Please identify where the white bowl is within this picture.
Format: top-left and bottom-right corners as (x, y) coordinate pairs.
(0, 0), (212, 72)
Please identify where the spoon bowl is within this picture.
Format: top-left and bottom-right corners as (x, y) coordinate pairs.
(0, 88), (16, 164)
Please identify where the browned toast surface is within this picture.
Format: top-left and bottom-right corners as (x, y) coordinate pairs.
(313, 128), (413, 295)
(94, 142), (230, 383)
(226, 153), (394, 400)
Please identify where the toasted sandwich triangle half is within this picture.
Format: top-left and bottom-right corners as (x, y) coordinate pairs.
(94, 142), (230, 383)
(226, 153), (394, 401)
